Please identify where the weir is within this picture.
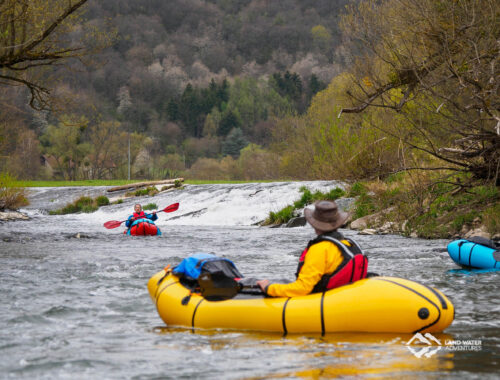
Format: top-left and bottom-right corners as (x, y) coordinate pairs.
(23, 181), (346, 226)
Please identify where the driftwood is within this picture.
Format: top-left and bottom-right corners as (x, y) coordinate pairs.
(106, 178), (184, 193)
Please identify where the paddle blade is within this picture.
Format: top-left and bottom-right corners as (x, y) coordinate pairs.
(103, 220), (124, 229)
(162, 202), (179, 213)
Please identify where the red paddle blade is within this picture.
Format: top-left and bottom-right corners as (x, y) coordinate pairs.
(162, 202), (179, 213)
(103, 220), (124, 229)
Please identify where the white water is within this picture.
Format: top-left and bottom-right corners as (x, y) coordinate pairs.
(1, 181), (498, 379)
(22, 181), (347, 229)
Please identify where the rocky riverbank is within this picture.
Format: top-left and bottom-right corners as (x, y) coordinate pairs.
(269, 195), (500, 242)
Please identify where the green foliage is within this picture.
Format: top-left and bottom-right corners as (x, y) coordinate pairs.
(75, 197), (93, 209)
(265, 186), (346, 225)
(0, 172), (29, 210)
(451, 212), (479, 231)
(50, 195), (108, 215)
(352, 193), (376, 220)
(218, 110), (242, 137)
(143, 203), (158, 210)
(271, 71), (303, 104)
(96, 196), (110, 206)
(348, 173), (500, 238)
(268, 205), (295, 225)
(293, 186), (314, 208)
(222, 128), (248, 158)
(324, 188), (346, 201)
(131, 187), (159, 197)
(348, 182), (367, 197)
(13, 180), (144, 187)
(308, 74), (326, 98)
(483, 203), (500, 234)
(41, 117), (90, 180)
(292, 186), (344, 209)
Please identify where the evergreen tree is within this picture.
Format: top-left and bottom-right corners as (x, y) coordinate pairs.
(217, 79), (230, 109)
(179, 84), (201, 137)
(166, 99), (179, 121)
(217, 110), (241, 136)
(272, 71), (302, 101)
(222, 128), (248, 158)
(308, 74), (326, 97)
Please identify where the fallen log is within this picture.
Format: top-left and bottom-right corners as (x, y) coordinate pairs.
(106, 178), (184, 193)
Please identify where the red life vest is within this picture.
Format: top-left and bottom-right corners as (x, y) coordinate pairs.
(133, 211), (146, 218)
(296, 232), (368, 293)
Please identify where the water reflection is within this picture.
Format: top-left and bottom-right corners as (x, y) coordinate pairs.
(153, 327), (458, 378)
(448, 268), (500, 275)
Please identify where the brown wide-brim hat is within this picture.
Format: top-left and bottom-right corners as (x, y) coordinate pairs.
(304, 200), (349, 232)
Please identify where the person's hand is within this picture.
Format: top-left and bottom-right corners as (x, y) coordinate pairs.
(256, 279), (270, 292)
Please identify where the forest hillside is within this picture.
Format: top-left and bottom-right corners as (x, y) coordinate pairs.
(1, 0), (350, 180)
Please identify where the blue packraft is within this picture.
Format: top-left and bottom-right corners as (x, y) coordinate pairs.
(447, 237), (500, 269)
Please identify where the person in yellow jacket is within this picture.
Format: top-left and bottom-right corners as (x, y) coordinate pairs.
(256, 200), (353, 297)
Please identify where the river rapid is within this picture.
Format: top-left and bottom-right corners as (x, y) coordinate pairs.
(0, 182), (498, 379)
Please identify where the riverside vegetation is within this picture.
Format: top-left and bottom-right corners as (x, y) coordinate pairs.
(0, 173), (29, 211)
(1, 1), (498, 238)
(266, 175), (499, 240)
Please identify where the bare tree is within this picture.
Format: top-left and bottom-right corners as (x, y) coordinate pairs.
(0, 0), (89, 110)
(340, 0), (499, 184)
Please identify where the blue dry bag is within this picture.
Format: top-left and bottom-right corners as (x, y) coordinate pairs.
(172, 253), (241, 281)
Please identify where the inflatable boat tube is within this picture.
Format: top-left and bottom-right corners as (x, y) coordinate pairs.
(447, 239), (500, 269)
(147, 270), (454, 334)
(125, 218), (161, 236)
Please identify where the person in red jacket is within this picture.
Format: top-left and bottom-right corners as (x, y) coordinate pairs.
(125, 203), (158, 228)
(256, 200), (367, 297)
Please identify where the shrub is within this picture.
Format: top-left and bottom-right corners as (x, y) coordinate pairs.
(133, 187), (159, 196)
(134, 188), (149, 196)
(96, 196), (110, 206)
(268, 205), (295, 224)
(51, 195), (107, 215)
(352, 193), (376, 219)
(293, 187), (313, 209)
(325, 187), (346, 201)
(265, 186), (347, 225)
(0, 172), (29, 210)
(80, 204), (98, 213)
(348, 182), (367, 197)
(75, 196), (93, 209)
(483, 203), (500, 234)
(143, 203), (158, 210)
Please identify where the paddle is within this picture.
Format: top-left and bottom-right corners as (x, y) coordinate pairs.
(103, 202), (179, 229)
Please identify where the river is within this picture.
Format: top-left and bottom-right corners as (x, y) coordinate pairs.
(0, 182), (498, 379)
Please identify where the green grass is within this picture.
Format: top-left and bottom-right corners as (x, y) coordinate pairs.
(263, 186), (346, 225)
(14, 179), (285, 187)
(143, 203), (158, 210)
(14, 180), (141, 187)
(50, 196), (101, 215)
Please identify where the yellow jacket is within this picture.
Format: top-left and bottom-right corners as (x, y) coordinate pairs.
(266, 240), (346, 298)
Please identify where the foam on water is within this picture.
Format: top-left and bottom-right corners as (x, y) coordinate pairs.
(22, 181), (346, 228)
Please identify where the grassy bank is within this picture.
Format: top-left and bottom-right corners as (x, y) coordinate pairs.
(347, 172), (500, 239)
(1, 173), (29, 210)
(14, 179), (283, 187)
(13, 180), (143, 187)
